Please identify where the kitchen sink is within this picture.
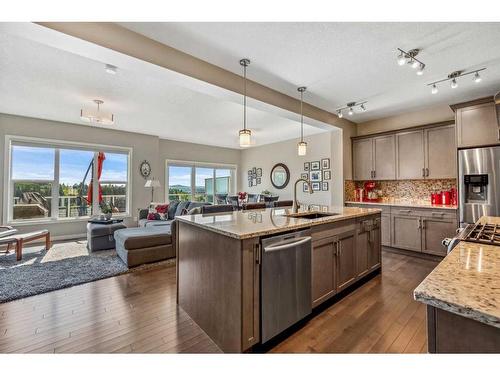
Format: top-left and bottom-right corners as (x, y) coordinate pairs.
(284, 212), (339, 220)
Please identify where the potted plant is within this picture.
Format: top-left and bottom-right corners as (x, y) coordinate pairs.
(99, 201), (114, 220)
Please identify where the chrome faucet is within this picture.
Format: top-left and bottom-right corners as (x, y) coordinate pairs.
(293, 178), (313, 213)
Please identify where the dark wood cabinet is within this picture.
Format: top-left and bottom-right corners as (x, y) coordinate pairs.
(335, 229), (357, 292)
(381, 213), (391, 247)
(368, 218), (382, 270)
(311, 237), (336, 307)
(356, 216), (382, 279)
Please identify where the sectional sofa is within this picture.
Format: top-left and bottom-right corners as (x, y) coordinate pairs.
(113, 201), (210, 267)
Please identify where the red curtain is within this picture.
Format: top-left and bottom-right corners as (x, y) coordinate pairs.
(87, 152), (106, 204)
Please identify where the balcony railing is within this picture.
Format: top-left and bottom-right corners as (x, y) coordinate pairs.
(13, 194), (126, 219)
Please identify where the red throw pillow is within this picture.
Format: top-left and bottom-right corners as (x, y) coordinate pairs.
(155, 204), (169, 214)
(147, 212), (161, 220)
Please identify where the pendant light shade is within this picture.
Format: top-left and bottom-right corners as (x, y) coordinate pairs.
(80, 99), (114, 125)
(239, 58), (252, 148)
(297, 86), (307, 156)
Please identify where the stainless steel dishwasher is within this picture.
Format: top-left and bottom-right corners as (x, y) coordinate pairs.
(260, 229), (312, 343)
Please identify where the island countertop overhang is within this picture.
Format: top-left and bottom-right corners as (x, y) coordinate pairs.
(175, 206), (382, 240)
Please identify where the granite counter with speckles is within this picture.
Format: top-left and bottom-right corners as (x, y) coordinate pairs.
(414, 217), (500, 328)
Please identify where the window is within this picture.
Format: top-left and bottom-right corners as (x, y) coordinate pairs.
(7, 137), (130, 222)
(166, 161), (236, 203)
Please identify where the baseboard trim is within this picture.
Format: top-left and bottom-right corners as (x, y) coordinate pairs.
(382, 246), (443, 261)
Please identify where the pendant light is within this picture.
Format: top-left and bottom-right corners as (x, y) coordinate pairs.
(297, 86), (307, 156)
(239, 58), (252, 148)
(80, 99), (114, 125)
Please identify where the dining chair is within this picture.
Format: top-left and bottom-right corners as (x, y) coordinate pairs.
(226, 195), (240, 210)
(247, 194), (259, 203)
(263, 195), (279, 208)
(215, 194), (228, 205)
(273, 200), (293, 208)
(242, 202), (266, 210)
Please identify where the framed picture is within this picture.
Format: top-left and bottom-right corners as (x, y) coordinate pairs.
(256, 168), (262, 177)
(321, 158), (330, 170)
(311, 161), (320, 170)
(256, 177), (261, 185)
(248, 170), (252, 176)
(248, 180), (253, 187)
(303, 182), (309, 192)
(252, 167), (257, 175)
(312, 182), (321, 191)
(304, 162), (310, 171)
(322, 181), (329, 191)
(323, 170), (331, 180)
(309, 204), (320, 211)
(309, 170), (322, 182)
(301, 172), (308, 180)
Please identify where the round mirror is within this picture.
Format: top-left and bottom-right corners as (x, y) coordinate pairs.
(270, 163), (290, 189)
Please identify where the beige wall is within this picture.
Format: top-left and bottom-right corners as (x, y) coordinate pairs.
(239, 130), (344, 207)
(0, 113), (241, 238)
(356, 104), (454, 136)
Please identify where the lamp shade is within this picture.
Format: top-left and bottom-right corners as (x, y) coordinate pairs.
(144, 179), (161, 188)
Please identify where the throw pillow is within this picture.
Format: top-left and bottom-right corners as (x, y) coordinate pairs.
(147, 212), (161, 220)
(167, 201), (180, 220)
(147, 203), (169, 220)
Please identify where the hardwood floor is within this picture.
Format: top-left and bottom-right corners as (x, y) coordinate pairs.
(0, 250), (438, 353)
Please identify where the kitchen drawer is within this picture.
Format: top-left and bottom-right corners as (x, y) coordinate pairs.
(390, 207), (428, 217)
(356, 214), (380, 233)
(345, 203), (391, 215)
(420, 209), (457, 220)
(312, 219), (356, 241)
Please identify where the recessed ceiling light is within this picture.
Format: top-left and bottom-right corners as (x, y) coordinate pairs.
(105, 64), (117, 75)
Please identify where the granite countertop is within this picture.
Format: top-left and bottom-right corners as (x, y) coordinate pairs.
(345, 199), (458, 210)
(176, 206), (381, 240)
(414, 216), (500, 328)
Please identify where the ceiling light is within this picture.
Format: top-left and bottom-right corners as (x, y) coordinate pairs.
(348, 107), (354, 116)
(410, 59), (419, 69)
(239, 58), (252, 148)
(360, 103), (367, 111)
(416, 64), (425, 75)
(337, 110), (343, 118)
(80, 100), (114, 125)
(427, 68), (485, 95)
(297, 86), (307, 156)
(397, 52), (406, 66)
(336, 101), (367, 117)
(105, 64), (117, 75)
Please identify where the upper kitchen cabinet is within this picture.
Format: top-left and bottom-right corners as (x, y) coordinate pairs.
(352, 122), (456, 181)
(352, 138), (373, 181)
(424, 124), (457, 179)
(396, 130), (425, 179)
(352, 135), (396, 181)
(453, 98), (500, 148)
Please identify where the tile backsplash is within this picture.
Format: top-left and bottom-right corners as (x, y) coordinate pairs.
(344, 179), (457, 201)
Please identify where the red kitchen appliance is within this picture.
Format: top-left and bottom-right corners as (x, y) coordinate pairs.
(363, 181), (379, 202)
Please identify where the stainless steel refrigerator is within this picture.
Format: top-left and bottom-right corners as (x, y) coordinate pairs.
(458, 145), (500, 226)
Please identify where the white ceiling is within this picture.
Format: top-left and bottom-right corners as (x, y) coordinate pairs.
(120, 22), (500, 122)
(0, 24), (328, 149)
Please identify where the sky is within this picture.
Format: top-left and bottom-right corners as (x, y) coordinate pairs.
(12, 145), (128, 184)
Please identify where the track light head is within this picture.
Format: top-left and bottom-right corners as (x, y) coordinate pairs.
(451, 78), (458, 89)
(416, 64), (425, 75)
(360, 103), (366, 112)
(410, 59), (419, 69)
(397, 52), (406, 66)
(431, 84), (438, 94)
(337, 110), (343, 118)
(473, 72), (482, 83)
(348, 107), (354, 116)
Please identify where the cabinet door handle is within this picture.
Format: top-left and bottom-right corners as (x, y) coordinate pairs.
(339, 242), (342, 257)
(422, 168), (425, 177)
(422, 219), (426, 229)
(417, 218), (422, 230)
(373, 170), (376, 179)
(255, 244), (261, 265)
(498, 128), (500, 141)
(426, 168), (429, 177)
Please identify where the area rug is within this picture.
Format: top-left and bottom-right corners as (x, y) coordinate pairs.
(0, 240), (174, 303)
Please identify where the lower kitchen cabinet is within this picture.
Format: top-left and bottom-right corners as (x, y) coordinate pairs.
(311, 237), (336, 307)
(311, 216), (381, 308)
(381, 213), (391, 247)
(422, 216), (458, 256)
(391, 214), (422, 251)
(335, 229), (357, 291)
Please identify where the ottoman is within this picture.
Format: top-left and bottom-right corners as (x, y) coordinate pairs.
(87, 222), (127, 251)
(114, 226), (174, 267)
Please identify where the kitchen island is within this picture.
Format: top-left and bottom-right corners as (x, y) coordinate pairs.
(175, 206), (382, 352)
(414, 216), (500, 353)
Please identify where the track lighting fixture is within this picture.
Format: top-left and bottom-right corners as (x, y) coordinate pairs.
(396, 48), (426, 76)
(336, 101), (367, 118)
(427, 68), (485, 94)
